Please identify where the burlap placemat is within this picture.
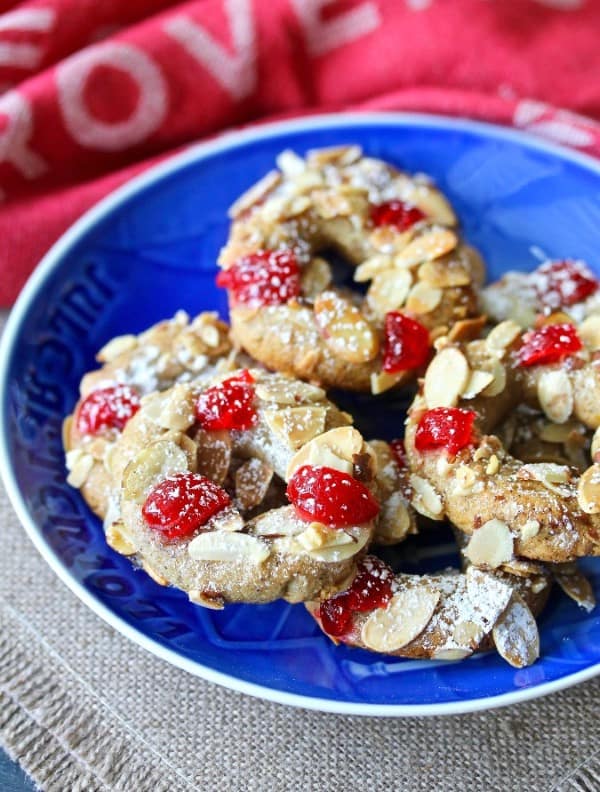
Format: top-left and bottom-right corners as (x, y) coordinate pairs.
(0, 316), (599, 792)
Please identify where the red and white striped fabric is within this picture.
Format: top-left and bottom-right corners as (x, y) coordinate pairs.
(1, 0), (599, 305)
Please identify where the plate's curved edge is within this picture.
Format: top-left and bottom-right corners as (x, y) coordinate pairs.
(2, 111), (600, 716)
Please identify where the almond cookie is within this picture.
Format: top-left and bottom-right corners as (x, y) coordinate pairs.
(63, 311), (232, 518)
(103, 370), (384, 606)
(217, 145), (485, 394)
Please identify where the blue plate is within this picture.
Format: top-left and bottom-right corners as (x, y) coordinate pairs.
(2, 113), (600, 716)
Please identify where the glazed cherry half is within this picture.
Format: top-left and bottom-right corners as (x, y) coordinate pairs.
(414, 407), (476, 456)
(382, 312), (431, 373)
(216, 249), (301, 307)
(516, 323), (582, 367)
(76, 384), (141, 436)
(194, 370), (257, 431)
(370, 200), (425, 232)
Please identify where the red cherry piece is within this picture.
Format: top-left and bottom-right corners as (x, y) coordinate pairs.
(319, 557), (394, 637)
(76, 384), (140, 436)
(215, 249), (301, 307)
(390, 439), (407, 468)
(517, 323), (583, 367)
(534, 260), (598, 309)
(286, 465), (380, 528)
(415, 407), (476, 456)
(370, 200), (426, 231)
(142, 472), (231, 540)
(194, 370), (257, 431)
(382, 312), (431, 373)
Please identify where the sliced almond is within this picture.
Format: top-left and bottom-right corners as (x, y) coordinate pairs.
(486, 320), (522, 353)
(122, 438), (190, 503)
(453, 464), (477, 496)
(286, 426), (363, 480)
(300, 257), (332, 299)
(424, 347), (470, 408)
(394, 228), (458, 267)
(255, 378), (326, 405)
(493, 593), (539, 668)
(276, 149), (306, 177)
(448, 316), (488, 343)
(314, 291), (379, 363)
(407, 184), (457, 227)
(485, 454), (500, 475)
(366, 269), (413, 316)
(235, 458), (274, 510)
(194, 428), (231, 485)
(354, 255), (394, 283)
(538, 420), (580, 443)
(303, 525), (370, 562)
(370, 369), (405, 395)
(264, 405), (327, 450)
(105, 522), (136, 556)
(481, 359), (507, 397)
(188, 531), (270, 564)
(251, 506), (306, 538)
(306, 144), (362, 168)
(433, 648), (471, 661)
(592, 426), (600, 460)
(410, 474), (444, 519)
(66, 450), (94, 488)
(464, 519), (513, 568)
(143, 384), (195, 431)
(188, 590), (225, 610)
(578, 315), (600, 352)
(228, 170), (281, 218)
(405, 282), (442, 315)
(361, 586), (440, 653)
(142, 562), (168, 586)
(296, 523), (353, 551)
(537, 369), (574, 424)
(520, 462), (572, 494)
(97, 334), (137, 362)
(577, 463), (600, 514)
(462, 369), (494, 400)
(553, 565), (596, 612)
(375, 492), (412, 543)
(520, 520), (541, 541)
(418, 257), (472, 288)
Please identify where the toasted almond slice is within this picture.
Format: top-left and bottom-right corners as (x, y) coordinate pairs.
(537, 370), (574, 424)
(105, 522), (137, 556)
(194, 428), (231, 485)
(370, 369), (405, 395)
(424, 347), (470, 408)
(366, 269), (413, 316)
(276, 149), (306, 176)
(592, 426), (600, 461)
(286, 426), (363, 480)
(302, 525), (371, 562)
(577, 463), (600, 514)
(264, 405), (327, 450)
(188, 531), (270, 564)
(306, 144), (362, 168)
(66, 451), (94, 488)
(394, 228), (458, 267)
(375, 492), (412, 543)
(296, 523), (353, 551)
(142, 562), (168, 586)
(493, 593), (540, 668)
(354, 255), (394, 283)
(314, 291), (379, 363)
(520, 462), (572, 494)
(97, 334), (137, 362)
(453, 464), (477, 496)
(481, 359), (507, 397)
(486, 320), (522, 353)
(227, 170), (281, 218)
(464, 519), (513, 568)
(433, 648), (472, 660)
(405, 282), (442, 315)
(251, 506), (306, 538)
(361, 586), (440, 652)
(579, 315), (600, 351)
(235, 458), (274, 510)
(300, 257), (332, 299)
(122, 438), (190, 503)
(143, 384), (195, 431)
(553, 565), (596, 612)
(538, 420), (580, 443)
(408, 184), (457, 227)
(255, 378), (326, 405)
(410, 474), (444, 519)
(485, 454), (500, 475)
(462, 369), (494, 400)
(448, 316), (488, 343)
(418, 258), (472, 288)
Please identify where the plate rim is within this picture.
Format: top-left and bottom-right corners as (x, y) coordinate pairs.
(3, 110), (600, 717)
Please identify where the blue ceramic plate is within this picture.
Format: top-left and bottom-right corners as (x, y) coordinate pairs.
(2, 114), (600, 716)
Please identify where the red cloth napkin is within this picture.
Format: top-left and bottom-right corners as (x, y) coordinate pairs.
(1, 0), (600, 306)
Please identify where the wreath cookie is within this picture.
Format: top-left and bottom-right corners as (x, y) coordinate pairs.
(404, 317), (600, 563)
(217, 145), (485, 394)
(102, 371), (391, 606)
(63, 311), (232, 518)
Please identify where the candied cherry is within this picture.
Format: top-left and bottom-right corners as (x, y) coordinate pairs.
(194, 370), (257, 431)
(414, 407), (476, 456)
(76, 384), (140, 436)
(390, 439), (407, 468)
(370, 200), (425, 231)
(517, 323), (582, 367)
(319, 556), (394, 637)
(142, 472), (231, 540)
(383, 312), (430, 373)
(286, 465), (379, 527)
(534, 259), (598, 309)
(215, 249), (301, 307)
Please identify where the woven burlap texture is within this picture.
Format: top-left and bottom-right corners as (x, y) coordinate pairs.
(1, 477), (599, 792)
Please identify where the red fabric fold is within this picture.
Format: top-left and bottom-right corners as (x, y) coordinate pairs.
(1, 0), (599, 305)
